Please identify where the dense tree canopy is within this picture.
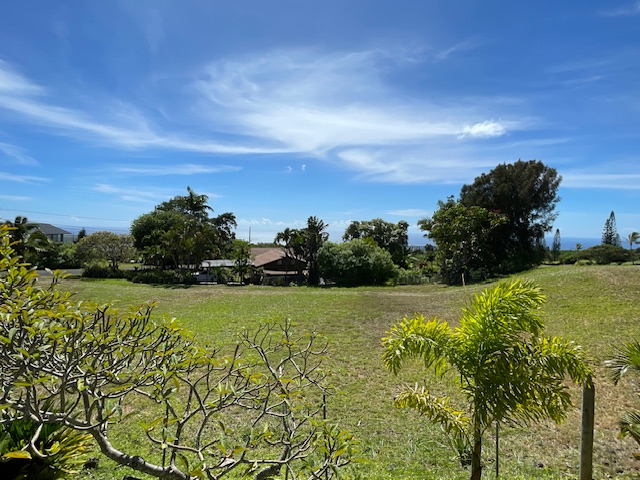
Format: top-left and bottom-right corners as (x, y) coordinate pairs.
(131, 187), (237, 269)
(459, 160), (561, 272)
(318, 239), (397, 286)
(343, 218), (410, 267)
(418, 198), (506, 285)
(76, 231), (135, 270)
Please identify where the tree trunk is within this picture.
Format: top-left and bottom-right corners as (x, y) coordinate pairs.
(470, 423), (483, 480)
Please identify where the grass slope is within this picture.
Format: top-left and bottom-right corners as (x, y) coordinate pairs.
(66, 265), (640, 479)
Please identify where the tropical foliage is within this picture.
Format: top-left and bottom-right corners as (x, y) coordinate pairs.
(382, 279), (591, 479)
(131, 187), (237, 269)
(2, 216), (51, 264)
(606, 340), (640, 456)
(274, 216), (329, 286)
(343, 218), (410, 267)
(418, 197), (506, 285)
(459, 159), (562, 273)
(0, 418), (93, 480)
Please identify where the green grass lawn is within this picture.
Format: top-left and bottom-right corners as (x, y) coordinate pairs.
(64, 265), (640, 479)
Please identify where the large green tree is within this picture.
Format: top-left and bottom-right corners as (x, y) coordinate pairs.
(75, 231), (135, 270)
(459, 159), (561, 272)
(383, 280), (591, 479)
(0, 225), (354, 480)
(318, 239), (397, 286)
(418, 198), (506, 285)
(131, 187), (237, 269)
(343, 218), (410, 267)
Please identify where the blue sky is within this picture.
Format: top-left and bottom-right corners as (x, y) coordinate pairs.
(1, 1), (639, 246)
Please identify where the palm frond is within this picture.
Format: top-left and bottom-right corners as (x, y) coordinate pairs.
(620, 410), (640, 446)
(382, 314), (451, 375)
(394, 384), (470, 439)
(605, 339), (640, 385)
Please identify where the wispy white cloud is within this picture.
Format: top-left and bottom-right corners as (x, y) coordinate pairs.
(0, 172), (50, 183)
(601, 1), (640, 16)
(195, 49), (518, 153)
(0, 61), (286, 155)
(0, 60), (44, 95)
(0, 194), (32, 201)
(93, 183), (162, 203)
(562, 173), (640, 190)
(115, 163), (241, 175)
(0, 48), (530, 185)
(0, 142), (38, 165)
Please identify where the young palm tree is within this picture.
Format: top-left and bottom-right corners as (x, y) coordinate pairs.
(606, 340), (640, 450)
(383, 279), (591, 480)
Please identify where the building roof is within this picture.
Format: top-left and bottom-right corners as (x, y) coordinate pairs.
(34, 223), (72, 235)
(252, 248), (287, 268)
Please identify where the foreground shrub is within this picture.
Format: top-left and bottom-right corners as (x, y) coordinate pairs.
(0, 225), (354, 480)
(383, 279), (591, 480)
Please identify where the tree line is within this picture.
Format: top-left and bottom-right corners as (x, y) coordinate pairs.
(5, 159), (637, 287)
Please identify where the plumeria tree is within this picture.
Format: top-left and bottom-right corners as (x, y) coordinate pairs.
(383, 279), (591, 479)
(0, 225), (354, 480)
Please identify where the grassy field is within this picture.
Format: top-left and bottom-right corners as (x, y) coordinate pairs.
(64, 264), (640, 479)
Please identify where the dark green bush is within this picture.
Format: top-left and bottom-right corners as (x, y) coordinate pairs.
(578, 244), (629, 265)
(127, 268), (196, 285)
(81, 262), (128, 278)
(318, 239), (397, 287)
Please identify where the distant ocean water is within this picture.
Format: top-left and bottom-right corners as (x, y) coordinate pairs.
(555, 237), (601, 250)
(408, 233), (602, 251)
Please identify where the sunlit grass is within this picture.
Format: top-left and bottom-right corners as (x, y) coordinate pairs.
(64, 265), (640, 479)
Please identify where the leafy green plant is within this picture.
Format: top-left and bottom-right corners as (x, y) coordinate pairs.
(383, 279), (591, 479)
(606, 340), (640, 457)
(0, 419), (93, 480)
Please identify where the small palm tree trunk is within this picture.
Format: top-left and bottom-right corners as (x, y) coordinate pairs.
(470, 422), (483, 480)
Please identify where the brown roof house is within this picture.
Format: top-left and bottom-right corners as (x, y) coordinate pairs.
(252, 248), (306, 285)
(193, 249), (307, 285)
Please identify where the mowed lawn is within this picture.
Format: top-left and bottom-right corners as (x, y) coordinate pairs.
(64, 264), (640, 479)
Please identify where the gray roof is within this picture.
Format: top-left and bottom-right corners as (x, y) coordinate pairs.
(34, 223), (72, 235)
